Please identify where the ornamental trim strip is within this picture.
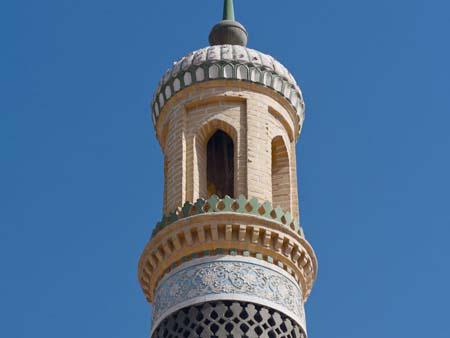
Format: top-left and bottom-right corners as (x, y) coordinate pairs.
(152, 194), (301, 238)
(151, 256), (306, 335)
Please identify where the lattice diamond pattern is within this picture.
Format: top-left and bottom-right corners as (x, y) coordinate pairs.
(153, 301), (306, 338)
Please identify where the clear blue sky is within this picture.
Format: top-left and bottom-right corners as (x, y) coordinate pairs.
(2, 1), (449, 337)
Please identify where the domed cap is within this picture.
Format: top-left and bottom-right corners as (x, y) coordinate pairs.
(150, 1), (306, 138)
(209, 0), (248, 46)
(151, 45), (305, 137)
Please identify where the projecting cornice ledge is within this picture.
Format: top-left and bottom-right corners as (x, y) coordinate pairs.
(138, 198), (317, 303)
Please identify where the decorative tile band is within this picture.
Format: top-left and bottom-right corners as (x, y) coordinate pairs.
(151, 45), (305, 137)
(152, 256), (306, 335)
(151, 194), (301, 238)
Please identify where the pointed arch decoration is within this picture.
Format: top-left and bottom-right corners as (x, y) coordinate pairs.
(195, 119), (238, 199)
(207, 130), (234, 198)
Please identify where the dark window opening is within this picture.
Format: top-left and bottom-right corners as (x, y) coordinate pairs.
(207, 130), (234, 198)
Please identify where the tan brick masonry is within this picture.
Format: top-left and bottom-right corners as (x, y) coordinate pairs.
(155, 80), (302, 221)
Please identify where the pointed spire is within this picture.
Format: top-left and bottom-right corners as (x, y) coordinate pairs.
(209, 0), (248, 46)
(223, 0), (235, 21)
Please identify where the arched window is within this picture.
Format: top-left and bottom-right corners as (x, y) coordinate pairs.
(207, 130), (234, 198)
(272, 136), (291, 210)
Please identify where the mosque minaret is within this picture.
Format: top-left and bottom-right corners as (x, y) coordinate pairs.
(138, 1), (317, 336)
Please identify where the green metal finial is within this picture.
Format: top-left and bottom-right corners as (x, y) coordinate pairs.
(223, 0), (235, 21)
(209, 0), (247, 46)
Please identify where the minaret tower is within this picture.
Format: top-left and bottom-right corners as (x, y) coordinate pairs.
(139, 1), (317, 337)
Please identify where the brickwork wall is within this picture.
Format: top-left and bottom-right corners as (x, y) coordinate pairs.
(156, 81), (300, 218)
(290, 142), (300, 220)
(162, 108), (185, 213)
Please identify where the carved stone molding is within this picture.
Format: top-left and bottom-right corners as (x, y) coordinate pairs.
(138, 212), (317, 303)
(151, 256), (306, 335)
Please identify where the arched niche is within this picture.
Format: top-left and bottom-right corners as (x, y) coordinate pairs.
(195, 119), (238, 199)
(272, 136), (291, 211)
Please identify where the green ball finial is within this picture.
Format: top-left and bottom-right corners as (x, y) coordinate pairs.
(223, 0), (235, 21)
(209, 0), (248, 46)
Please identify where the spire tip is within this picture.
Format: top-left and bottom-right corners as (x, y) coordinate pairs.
(223, 0), (235, 21)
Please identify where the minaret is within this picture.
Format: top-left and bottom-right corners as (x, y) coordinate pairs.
(139, 1), (317, 337)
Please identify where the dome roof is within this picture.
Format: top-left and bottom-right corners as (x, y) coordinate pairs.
(151, 45), (305, 135)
